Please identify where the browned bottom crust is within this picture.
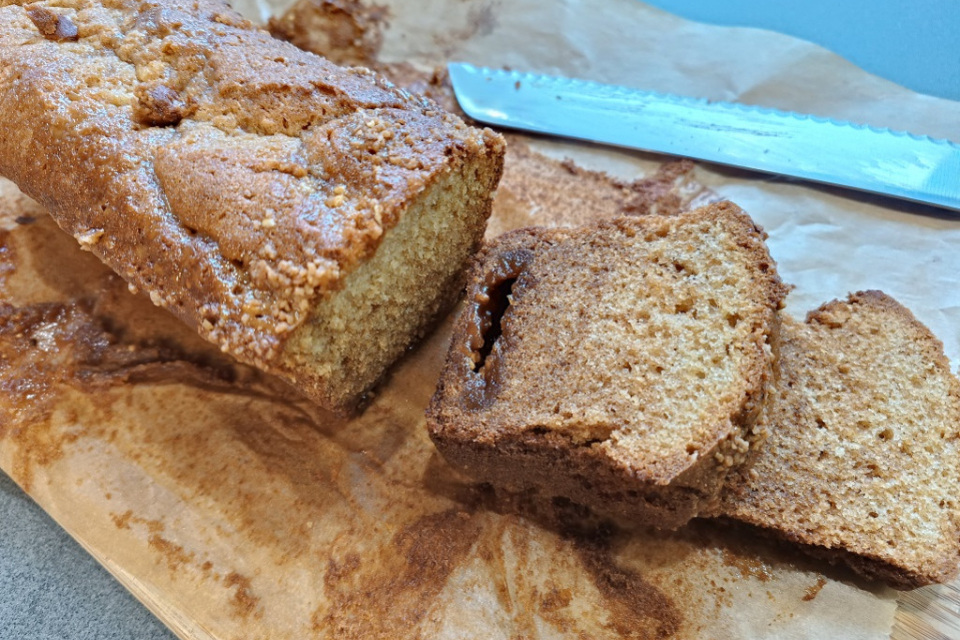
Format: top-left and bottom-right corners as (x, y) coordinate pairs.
(433, 426), (731, 529)
(717, 517), (939, 591)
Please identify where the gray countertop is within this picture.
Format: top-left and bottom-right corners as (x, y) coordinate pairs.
(0, 473), (174, 640)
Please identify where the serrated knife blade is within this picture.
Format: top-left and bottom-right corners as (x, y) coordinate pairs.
(448, 63), (960, 213)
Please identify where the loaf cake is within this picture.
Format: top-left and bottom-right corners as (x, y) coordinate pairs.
(0, 0), (505, 411)
(427, 202), (788, 528)
(717, 291), (960, 589)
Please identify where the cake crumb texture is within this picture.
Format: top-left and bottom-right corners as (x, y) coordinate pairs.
(428, 202), (787, 528)
(719, 291), (960, 589)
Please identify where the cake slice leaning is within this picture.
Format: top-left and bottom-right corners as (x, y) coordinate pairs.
(717, 291), (960, 589)
(427, 202), (787, 529)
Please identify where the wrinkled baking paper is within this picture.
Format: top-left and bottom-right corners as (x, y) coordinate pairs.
(5, 0), (960, 639)
(0, 201), (898, 640)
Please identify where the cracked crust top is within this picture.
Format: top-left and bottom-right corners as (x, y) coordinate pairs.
(0, 0), (503, 370)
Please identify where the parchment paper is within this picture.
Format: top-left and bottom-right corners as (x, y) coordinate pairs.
(3, 1), (959, 639)
(250, 1), (960, 638)
(0, 200), (899, 639)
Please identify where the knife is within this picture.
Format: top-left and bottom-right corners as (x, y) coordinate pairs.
(447, 63), (960, 213)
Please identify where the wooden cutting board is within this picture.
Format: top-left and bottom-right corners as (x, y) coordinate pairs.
(895, 585), (960, 640)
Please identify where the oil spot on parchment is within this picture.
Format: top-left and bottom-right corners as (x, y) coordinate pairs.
(115, 511), (262, 621)
(431, 0), (501, 58)
(802, 576), (827, 601)
(0, 281), (230, 492)
(405, 485), (684, 640)
(111, 509), (135, 530)
(111, 509), (165, 534)
(577, 542), (683, 639)
(224, 572), (264, 620)
(315, 507), (484, 638)
(719, 545), (775, 583)
(149, 534), (195, 573)
(0, 304), (98, 490)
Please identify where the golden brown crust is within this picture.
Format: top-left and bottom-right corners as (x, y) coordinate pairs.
(427, 202), (787, 529)
(718, 291), (960, 589)
(0, 0), (504, 397)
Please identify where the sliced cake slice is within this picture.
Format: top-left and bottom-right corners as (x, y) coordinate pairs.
(427, 202), (787, 529)
(717, 291), (960, 589)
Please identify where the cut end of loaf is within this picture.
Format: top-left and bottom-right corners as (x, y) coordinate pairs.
(282, 151), (503, 412)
